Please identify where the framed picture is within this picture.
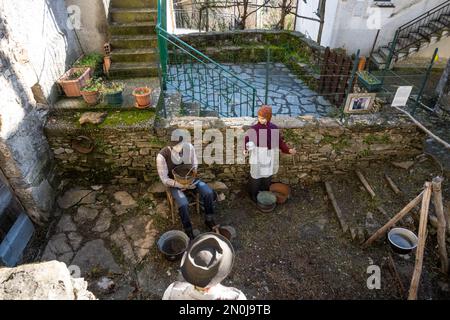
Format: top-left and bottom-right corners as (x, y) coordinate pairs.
(344, 93), (376, 114)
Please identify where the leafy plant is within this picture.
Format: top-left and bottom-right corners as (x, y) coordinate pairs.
(102, 81), (124, 94)
(74, 53), (103, 68)
(357, 71), (381, 85)
(81, 78), (103, 92)
(133, 87), (151, 95)
(67, 69), (85, 80)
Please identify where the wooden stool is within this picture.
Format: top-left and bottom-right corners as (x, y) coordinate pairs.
(166, 188), (200, 225)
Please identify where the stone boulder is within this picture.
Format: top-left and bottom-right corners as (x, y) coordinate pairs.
(0, 261), (96, 300)
(79, 112), (107, 125)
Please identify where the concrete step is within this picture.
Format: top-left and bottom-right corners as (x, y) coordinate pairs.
(108, 62), (159, 79)
(111, 0), (156, 9)
(110, 8), (157, 23)
(379, 47), (391, 60)
(109, 22), (156, 36)
(110, 48), (158, 63)
(418, 26), (437, 38)
(371, 53), (386, 69)
(429, 20), (449, 32)
(111, 35), (158, 49)
(440, 14), (450, 24)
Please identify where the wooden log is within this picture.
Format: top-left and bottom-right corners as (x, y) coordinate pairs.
(325, 181), (349, 234)
(445, 201), (450, 235)
(384, 174), (402, 195)
(355, 170), (376, 198)
(432, 176), (448, 274)
(408, 182), (432, 300)
(363, 191), (424, 247)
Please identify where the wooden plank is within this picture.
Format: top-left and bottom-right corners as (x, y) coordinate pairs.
(325, 181), (349, 234)
(432, 176), (448, 274)
(385, 174), (402, 195)
(337, 57), (352, 106)
(355, 170), (376, 198)
(408, 182), (432, 300)
(330, 54), (344, 104)
(363, 191), (424, 247)
(319, 47), (331, 93)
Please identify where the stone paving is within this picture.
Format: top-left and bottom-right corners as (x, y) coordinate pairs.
(167, 62), (336, 117)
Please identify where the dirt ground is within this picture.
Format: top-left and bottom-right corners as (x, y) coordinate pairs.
(24, 155), (450, 300)
(141, 155), (450, 300)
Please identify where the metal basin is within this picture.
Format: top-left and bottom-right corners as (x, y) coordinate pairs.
(157, 230), (190, 261)
(387, 228), (418, 254)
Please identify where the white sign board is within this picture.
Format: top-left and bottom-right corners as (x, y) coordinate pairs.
(391, 86), (413, 107)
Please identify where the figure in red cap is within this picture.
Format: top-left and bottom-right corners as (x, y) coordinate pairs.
(244, 105), (296, 204)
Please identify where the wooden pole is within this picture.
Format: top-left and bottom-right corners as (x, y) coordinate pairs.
(408, 182), (432, 300)
(363, 191), (424, 247)
(325, 181), (349, 234)
(355, 170), (376, 198)
(388, 253), (405, 298)
(385, 174), (402, 195)
(432, 176), (448, 274)
(392, 106), (450, 150)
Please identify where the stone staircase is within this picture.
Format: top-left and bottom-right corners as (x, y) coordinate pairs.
(108, 0), (159, 79)
(372, 10), (450, 69)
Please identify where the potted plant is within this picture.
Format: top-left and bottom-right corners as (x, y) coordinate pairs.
(102, 81), (124, 106)
(73, 53), (103, 77)
(357, 71), (382, 92)
(132, 87), (152, 109)
(57, 67), (91, 97)
(80, 78), (103, 105)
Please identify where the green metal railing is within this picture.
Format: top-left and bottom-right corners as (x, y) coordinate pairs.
(156, 0), (258, 117)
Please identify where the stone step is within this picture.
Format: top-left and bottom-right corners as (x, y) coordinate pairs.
(109, 22), (156, 36)
(110, 8), (157, 23)
(111, 0), (156, 9)
(109, 62), (159, 79)
(110, 48), (158, 63)
(111, 35), (158, 49)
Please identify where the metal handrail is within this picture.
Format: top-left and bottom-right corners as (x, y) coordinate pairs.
(385, 0), (450, 68)
(156, 0), (258, 117)
(398, 0), (450, 31)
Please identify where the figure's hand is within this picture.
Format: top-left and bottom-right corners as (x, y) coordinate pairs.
(243, 150), (249, 157)
(289, 148), (297, 155)
(192, 169), (198, 178)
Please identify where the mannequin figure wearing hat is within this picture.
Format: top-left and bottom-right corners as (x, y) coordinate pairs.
(244, 105), (296, 203)
(157, 139), (218, 240)
(162, 232), (246, 300)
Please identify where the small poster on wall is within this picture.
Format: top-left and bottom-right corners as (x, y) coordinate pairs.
(391, 86), (413, 107)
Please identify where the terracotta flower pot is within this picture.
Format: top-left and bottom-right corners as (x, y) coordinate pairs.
(57, 67), (91, 97)
(81, 90), (100, 105)
(132, 87), (152, 109)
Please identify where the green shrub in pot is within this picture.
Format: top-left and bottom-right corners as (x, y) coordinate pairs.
(102, 81), (124, 106)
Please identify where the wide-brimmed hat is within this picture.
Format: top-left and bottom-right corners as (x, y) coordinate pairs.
(180, 232), (234, 288)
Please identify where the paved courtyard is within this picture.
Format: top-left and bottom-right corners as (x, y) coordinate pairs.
(167, 62), (336, 117)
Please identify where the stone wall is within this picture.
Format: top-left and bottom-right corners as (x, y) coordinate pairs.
(45, 111), (425, 187)
(0, 0), (83, 222)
